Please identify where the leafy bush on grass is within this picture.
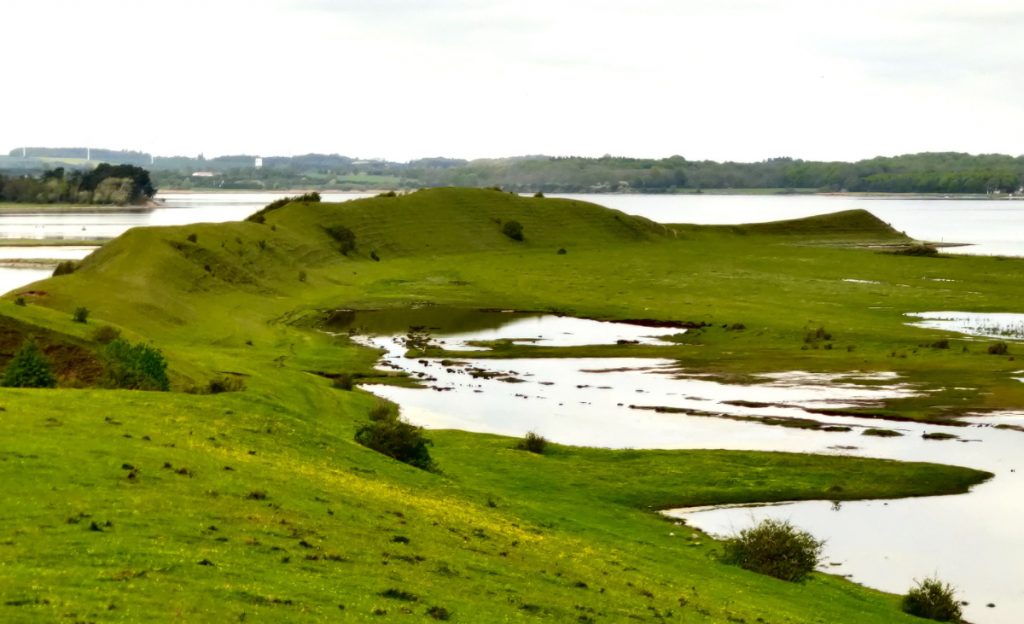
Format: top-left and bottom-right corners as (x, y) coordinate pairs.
(721, 518), (823, 582)
(333, 373), (354, 390)
(92, 325), (121, 344)
(355, 405), (434, 470)
(207, 375), (245, 394)
(53, 261), (76, 276)
(902, 577), (962, 622)
(102, 339), (170, 391)
(502, 220), (524, 241)
(325, 225), (357, 255)
(515, 431), (548, 454)
(931, 339), (950, 349)
(14, 296), (26, 306)
(1, 340), (56, 388)
(72, 306), (89, 323)
(988, 341), (1009, 355)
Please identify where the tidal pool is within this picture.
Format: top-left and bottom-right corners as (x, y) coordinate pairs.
(344, 309), (1021, 624)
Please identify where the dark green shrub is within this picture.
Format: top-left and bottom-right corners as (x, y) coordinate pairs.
(102, 339), (170, 391)
(53, 261), (76, 276)
(298, 270), (307, 282)
(207, 375), (245, 394)
(988, 341), (1009, 355)
(354, 405), (434, 470)
(1, 340), (56, 388)
(902, 577), (962, 622)
(325, 225), (357, 255)
(186, 233), (198, 243)
(377, 191), (397, 198)
(515, 431), (548, 454)
(72, 306), (89, 323)
(931, 339), (950, 349)
(426, 606), (452, 620)
(14, 297), (26, 306)
(502, 220), (524, 241)
(721, 518), (823, 582)
(533, 192), (544, 198)
(92, 324), (121, 344)
(370, 250), (380, 261)
(557, 248), (567, 255)
(333, 373), (354, 390)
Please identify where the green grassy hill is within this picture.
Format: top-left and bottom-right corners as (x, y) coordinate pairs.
(0, 188), (1009, 622)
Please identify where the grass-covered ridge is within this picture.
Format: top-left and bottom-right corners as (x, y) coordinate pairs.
(0, 188), (1006, 622)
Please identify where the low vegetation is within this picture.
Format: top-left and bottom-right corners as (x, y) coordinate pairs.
(902, 577), (963, 622)
(101, 339), (170, 391)
(514, 430), (548, 454)
(721, 518), (824, 582)
(1, 340), (56, 388)
(502, 219), (524, 241)
(354, 405), (435, 470)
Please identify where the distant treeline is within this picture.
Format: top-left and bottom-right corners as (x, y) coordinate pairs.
(0, 164), (156, 205)
(4, 149), (1024, 194)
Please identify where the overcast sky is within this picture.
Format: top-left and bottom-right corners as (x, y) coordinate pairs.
(6, 0), (1024, 161)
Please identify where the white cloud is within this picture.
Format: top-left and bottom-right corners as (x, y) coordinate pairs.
(4, 0), (1023, 160)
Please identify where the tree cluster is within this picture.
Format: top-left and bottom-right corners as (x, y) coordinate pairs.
(0, 164), (156, 204)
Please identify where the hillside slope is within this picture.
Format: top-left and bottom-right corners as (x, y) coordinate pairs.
(0, 188), (1006, 623)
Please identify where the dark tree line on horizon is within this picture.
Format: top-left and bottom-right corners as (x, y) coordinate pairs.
(4, 149), (1024, 195)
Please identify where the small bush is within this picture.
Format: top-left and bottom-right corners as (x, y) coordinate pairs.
(333, 373), (354, 390)
(370, 250), (380, 262)
(207, 376), (245, 394)
(72, 306), (89, 323)
(557, 248), (567, 255)
(377, 190), (397, 198)
(902, 577), (962, 622)
(515, 431), (548, 454)
(325, 225), (357, 255)
(186, 233), (198, 243)
(102, 339), (170, 391)
(53, 261), (76, 276)
(721, 518), (823, 582)
(988, 341), (1009, 355)
(14, 297), (26, 306)
(533, 192), (544, 198)
(426, 605), (452, 620)
(931, 339), (950, 349)
(92, 325), (121, 344)
(1, 340), (56, 388)
(502, 220), (524, 241)
(298, 270), (307, 282)
(355, 405), (434, 470)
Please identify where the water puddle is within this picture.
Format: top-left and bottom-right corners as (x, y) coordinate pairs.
(340, 309), (1021, 623)
(907, 311), (1024, 341)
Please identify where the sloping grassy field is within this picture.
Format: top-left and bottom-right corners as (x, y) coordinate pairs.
(0, 188), (1008, 622)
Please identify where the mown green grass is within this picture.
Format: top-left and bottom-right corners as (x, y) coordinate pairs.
(0, 188), (1006, 622)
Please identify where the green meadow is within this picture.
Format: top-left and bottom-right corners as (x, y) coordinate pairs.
(0, 188), (1009, 622)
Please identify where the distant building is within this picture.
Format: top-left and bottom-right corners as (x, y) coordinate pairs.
(255, 157), (263, 169)
(191, 171), (217, 178)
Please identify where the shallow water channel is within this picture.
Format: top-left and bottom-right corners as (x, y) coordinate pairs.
(336, 308), (1023, 624)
